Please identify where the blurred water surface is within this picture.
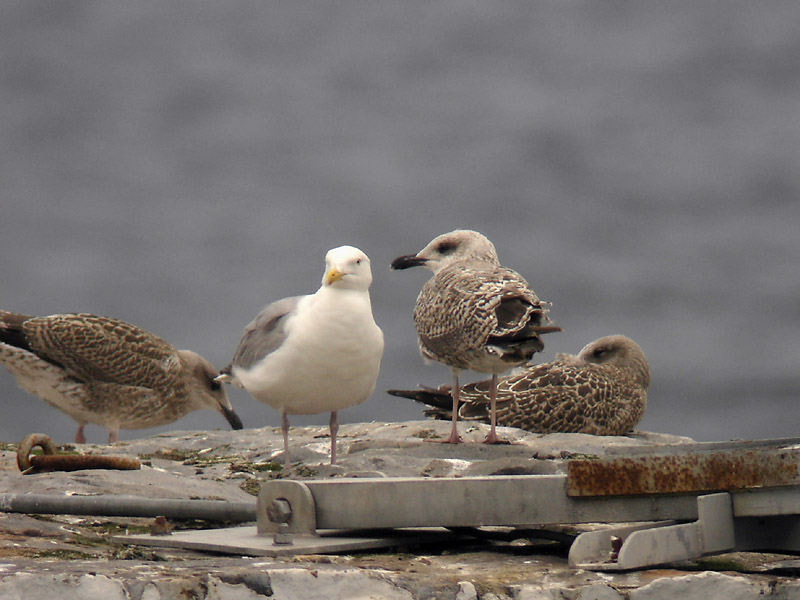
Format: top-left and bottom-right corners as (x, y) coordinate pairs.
(0, 2), (798, 443)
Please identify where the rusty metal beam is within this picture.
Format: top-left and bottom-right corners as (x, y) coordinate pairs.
(567, 442), (800, 497)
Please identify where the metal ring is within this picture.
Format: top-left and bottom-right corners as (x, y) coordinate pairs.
(17, 433), (58, 472)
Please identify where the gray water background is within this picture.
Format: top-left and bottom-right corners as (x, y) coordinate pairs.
(1, 1), (798, 444)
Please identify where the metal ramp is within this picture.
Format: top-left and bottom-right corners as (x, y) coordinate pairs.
(117, 438), (800, 570)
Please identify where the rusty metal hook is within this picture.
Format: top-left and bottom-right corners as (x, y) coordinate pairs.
(17, 433), (141, 474)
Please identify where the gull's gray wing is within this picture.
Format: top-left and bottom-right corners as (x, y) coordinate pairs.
(231, 296), (304, 371)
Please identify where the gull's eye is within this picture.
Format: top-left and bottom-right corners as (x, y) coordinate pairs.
(437, 241), (456, 255)
(356, 258), (362, 265)
(592, 346), (610, 359)
(208, 374), (222, 391)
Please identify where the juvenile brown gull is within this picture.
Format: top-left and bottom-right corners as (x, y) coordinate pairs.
(391, 229), (560, 444)
(217, 245), (384, 467)
(388, 335), (649, 436)
(0, 311), (242, 443)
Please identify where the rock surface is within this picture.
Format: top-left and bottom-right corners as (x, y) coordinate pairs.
(0, 421), (798, 599)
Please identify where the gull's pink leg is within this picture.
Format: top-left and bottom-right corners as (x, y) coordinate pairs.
(483, 373), (502, 444)
(282, 411), (291, 468)
(329, 411), (339, 464)
(443, 368), (463, 444)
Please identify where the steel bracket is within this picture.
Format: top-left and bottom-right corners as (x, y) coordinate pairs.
(256, 479), (317, 535)
(569, 492), (736, 570)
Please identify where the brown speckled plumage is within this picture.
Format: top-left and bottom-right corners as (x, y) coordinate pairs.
(413, 262), (553, 372)
(392, 230), (560, 443)
(388, 335), (649, 436)
(0, 311), (241, 443)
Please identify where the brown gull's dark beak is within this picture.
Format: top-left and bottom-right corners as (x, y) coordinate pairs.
(221, 404), (244, 430)
(390, 254), (429, 270)
(530, 326), (563, 335)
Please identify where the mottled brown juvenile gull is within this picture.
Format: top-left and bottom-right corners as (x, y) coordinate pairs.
(217, 245), (384, 467)
(391, 229), (560, 444)
(0, 311), (242, 443)
(389, 335), (649, 436)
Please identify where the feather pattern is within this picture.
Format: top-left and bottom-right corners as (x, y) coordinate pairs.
(388, 335), (649, 436)
(0, 310), (240, 443)
(413, 263), (551, 372)
(391, 229), (560, 443)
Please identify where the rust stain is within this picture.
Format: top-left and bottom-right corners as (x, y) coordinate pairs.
(17, 433), (141, 474)
(26, 454), (141, 473)
(567, 446), (800, 497)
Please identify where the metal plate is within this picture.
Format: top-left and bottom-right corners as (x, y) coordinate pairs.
(116, 526), (458, 557)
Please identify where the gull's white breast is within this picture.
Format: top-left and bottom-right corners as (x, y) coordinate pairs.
(233, 288), (384, 415)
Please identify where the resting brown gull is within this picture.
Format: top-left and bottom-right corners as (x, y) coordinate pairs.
(391, 229), (560, 443)
(388, 335), (649, 436)
(217, 245), (384, 467)
(0, 310), (242, 443)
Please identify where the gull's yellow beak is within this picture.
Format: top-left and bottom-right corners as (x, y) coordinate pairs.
(324, 267), (346, 285)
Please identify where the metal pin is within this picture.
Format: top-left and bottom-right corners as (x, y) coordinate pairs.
(609, 535), (623, 562)
(273, 522), (294, 545)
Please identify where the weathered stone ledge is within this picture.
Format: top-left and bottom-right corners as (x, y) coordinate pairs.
(0, 421), (797, 599)
(0, 555), (798, 599)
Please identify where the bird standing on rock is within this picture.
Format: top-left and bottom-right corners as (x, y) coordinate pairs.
(0, 310), (242, 443)
(389, 335), (649, 436)
(391, 229), (560, 444)
(217, 245), (384, 467)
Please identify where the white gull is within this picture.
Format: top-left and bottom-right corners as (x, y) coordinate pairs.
(217, 245), (384, 467)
